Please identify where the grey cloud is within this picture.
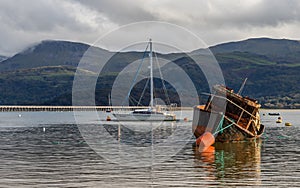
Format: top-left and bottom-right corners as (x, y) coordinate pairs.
(211, 0), (300, 28)
(76, 0), (300, 28)
(1, 0), (300, 55)
(1, 0), (77, 31)
(153, 0), (300, 28)
(0, 0), (114, 55)
(73, 0), (300, 44)
(76, 0), (156, 24)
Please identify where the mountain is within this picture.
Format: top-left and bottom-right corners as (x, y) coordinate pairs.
(210, 37), (300, 54)
(0, 38), (299, 108)
(0, 40), (112, 73)
(0, 40), (158, 105)
(209, 37), (300, 66)
(0, 66), (77, 105)
(201, 38), (300, 108)
(0, 55), (7, 62)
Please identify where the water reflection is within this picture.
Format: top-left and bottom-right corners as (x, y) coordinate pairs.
(76, 120), (194, 167)
(193, 139), (262, 183)
(102, 121), (179, 146)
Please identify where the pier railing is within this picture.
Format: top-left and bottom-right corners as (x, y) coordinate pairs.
(0, 106), (192, 112)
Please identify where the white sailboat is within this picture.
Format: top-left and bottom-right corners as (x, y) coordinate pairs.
(112, 39), (176, 121)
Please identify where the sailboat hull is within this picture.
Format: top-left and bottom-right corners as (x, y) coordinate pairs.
(113, 112), (176, 121)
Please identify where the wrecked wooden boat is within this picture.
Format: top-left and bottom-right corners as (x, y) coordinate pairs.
(192, 85), (265, 142)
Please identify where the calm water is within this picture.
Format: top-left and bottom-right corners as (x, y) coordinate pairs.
(0, 109), (299, 187)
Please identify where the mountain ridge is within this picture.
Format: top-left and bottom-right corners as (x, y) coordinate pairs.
(0, 38), (299, 108)
(0, 55), (8, 62)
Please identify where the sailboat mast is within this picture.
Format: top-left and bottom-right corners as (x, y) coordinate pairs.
(149, 39), (154, 108)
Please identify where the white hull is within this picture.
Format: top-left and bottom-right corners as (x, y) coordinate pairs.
(113, 112), (176, 121)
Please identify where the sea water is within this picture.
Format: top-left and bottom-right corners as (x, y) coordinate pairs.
(0, 110), (299, 187)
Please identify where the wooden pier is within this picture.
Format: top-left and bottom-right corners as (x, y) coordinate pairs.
(0, 106), (192, 112)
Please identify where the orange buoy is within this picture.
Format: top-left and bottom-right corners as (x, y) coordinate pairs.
(200, 146), (215, 162)
(285, 122), (292, 126)
(196, 132), (215, 152)
(106, 116), (111, 121)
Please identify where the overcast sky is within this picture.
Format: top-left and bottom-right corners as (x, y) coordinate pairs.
(1, 0), (300, 56)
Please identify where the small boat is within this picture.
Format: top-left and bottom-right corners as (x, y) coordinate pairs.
(192, 85), (265, 142)
(112, 39), (176, 121)
(106, 115), (111, 121)
(268, 112), (280, 116)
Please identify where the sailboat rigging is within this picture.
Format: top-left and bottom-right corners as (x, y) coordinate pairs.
(112, 39), (176, 121)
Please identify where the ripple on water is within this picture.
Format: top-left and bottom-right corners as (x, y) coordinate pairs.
(0, 111), (299, 187)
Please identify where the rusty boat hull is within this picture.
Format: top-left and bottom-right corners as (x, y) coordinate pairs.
(192, 85), (265, 142)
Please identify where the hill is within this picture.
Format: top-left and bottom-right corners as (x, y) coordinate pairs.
(0, 40), (112, 73)
(0, 55), (7, 62)
(0, 66), (77, 104)
(208, 38), (300, 108)
(210, 37), (300, 66)
(0, 38), (299, 108)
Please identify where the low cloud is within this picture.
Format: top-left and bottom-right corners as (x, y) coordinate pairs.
(1, 0), (300, 55)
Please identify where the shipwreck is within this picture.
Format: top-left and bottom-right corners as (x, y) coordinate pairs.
(192, 85), (265, 143)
